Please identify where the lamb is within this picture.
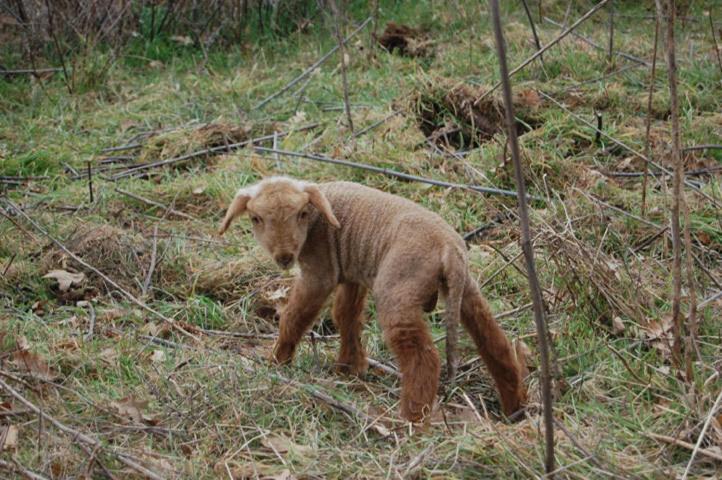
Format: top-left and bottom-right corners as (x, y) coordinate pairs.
(219, 176), (527, 422)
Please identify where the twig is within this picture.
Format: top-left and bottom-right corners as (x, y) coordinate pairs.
(697, 289), (722, 310)
(255, 17), (372, 110)
(520, 0), (545, 67)
(0, 377), (166, 480)
(594, 111), (603, 144)
(682, 387), (722, 479)
(683, 144), (722, 152)
(3, 253), (17, 277)
(476, 0), (612, 106)
(537, 90), (722, 207)
(607, 0), (615, 64)
(111, 125), (318, 179)
(0, 459), (50, 480)
(710, 10), (722, 74)
(142, 225), (159, 296)
(489, 0), (554, 475)
(646, 432), (722, 462)
(329, 0), (354, 133)
(543, 17), (651, 66)
(642, 8), (661, 217)
(661, 0), (689, 377)
(367, 358), (400, 377)
(352, 110), (401, 139)
(114, 188), (196, 221)
(2, 199), (199, 342)
(83, 301), (96, 342)
(0, 67), (63, 76)
(251, 146), (541, 201)
(86, 161), (94, 204)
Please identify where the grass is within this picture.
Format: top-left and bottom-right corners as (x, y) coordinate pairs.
(1, 1), (721, 478)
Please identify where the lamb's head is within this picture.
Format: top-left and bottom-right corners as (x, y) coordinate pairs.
(218, 177), (340, 269)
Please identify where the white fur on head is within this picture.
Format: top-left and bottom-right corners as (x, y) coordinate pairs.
(219, 176), (339, 235)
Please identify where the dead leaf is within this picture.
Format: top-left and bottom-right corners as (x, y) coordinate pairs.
(612, 316), (625, 335)
(0, 425), (18, 451)
(111, 395), (155, 425)
(192, 186), (205, 195)
(170, 35), (193, 46)
(99, 347), (119, 366)
(266, 286), (289, 302)
(12, 348), (57, 381)
(43, 270), (85, 292)
(141, 321), (170, 338)
(261, 434), (313, 457)
(149, 350), (165, 363)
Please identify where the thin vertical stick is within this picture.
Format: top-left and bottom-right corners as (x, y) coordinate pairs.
(641, 11), (661, 216)
(710, 10), (722, 74)
(607, 0), (615, 65)
(663, 0), (685, 374)
(488, 0), (555, 476)
(329, 0), (354, 133)
(86, 161), (94, 204)
(521, 0), (545, 66)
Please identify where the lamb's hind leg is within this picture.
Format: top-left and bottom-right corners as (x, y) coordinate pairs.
(461, 279), (527, 417)
(377, 298), (440, 422)
(332, 283), (368, 376)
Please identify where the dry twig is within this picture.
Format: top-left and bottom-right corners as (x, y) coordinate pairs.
(489, 0), (554, 474)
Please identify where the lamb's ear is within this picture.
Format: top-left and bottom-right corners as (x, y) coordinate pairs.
(304, 184), (340, 228)
(218, 191), (252, 235)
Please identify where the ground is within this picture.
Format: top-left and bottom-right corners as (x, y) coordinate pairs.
(1, 1), (721, 479)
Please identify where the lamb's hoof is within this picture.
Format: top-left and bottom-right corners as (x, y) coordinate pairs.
(335, 358), (368, 377)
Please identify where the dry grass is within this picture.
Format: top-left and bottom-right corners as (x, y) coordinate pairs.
(1, 1), (721, 479)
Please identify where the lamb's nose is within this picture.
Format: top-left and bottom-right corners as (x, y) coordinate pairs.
(275, 253), (294, 269)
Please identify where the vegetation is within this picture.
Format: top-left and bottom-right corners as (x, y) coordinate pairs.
(1, 1), (720, 478)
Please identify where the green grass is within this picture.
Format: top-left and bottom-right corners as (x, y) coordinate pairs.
(1, 1), (721, 478)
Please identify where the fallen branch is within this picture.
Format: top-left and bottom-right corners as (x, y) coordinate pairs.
(2, 199), (199, 342)
(115, 187), (196, 221)
(255, 17), (372, 110)
(0, 377), (166, 480)
(112, 124), (319, 179)
(250, 146), (541, 201)
(646, 432), (722, 462)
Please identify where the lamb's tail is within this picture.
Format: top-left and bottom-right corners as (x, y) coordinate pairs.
(442, 244), (468, 384)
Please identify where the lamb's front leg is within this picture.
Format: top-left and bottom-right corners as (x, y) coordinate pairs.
(273, 276), (334, 364)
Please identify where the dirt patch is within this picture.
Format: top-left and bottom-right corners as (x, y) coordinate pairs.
(375, 22), (432, 57)
(412, 80), (542, 150)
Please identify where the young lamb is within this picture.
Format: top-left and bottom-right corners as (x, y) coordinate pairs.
(219, 176), (527, 422)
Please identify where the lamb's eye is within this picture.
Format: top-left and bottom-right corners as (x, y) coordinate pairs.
(299, 211), (308, 220)
(251, 216), (261, 225)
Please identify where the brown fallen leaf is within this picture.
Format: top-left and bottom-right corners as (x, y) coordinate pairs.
(111, 396), (155, 425)
(261, 434), (313, 458)
(0, 425), (18, 451)
(43, 269), (86, 292)
(12, 340), (58, 381)
(612, 316), (625, 335)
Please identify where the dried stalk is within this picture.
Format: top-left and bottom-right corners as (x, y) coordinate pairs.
(662, 0), (689, 377)
(329, 0), (354, 133)
(641, 11), (661, 215)
(488, 0), (554, 475)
